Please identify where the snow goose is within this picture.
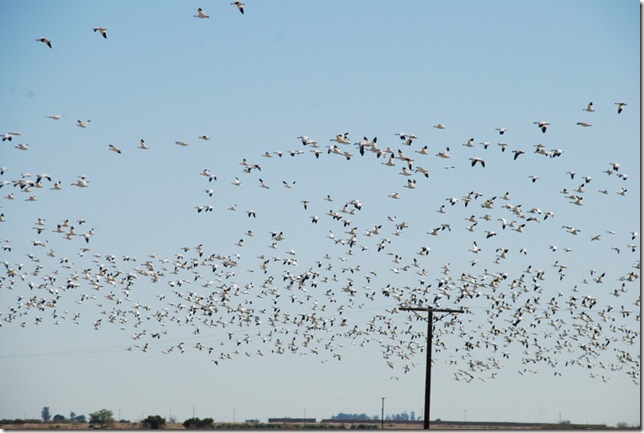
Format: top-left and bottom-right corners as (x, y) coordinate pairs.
(615, 101), (627, 114)
(77, 119), (91, 128)
(399, 166), (413, 176)
(200, 169), (217, 182)
(436, 147), (452, 159)
(469, 157), (485, 167)
(36, 37), (52, 48)
(297, 136), (318, 146)
(582, 102), (594, 112)
(93, 27), (107, 39)
(415, 145), (429, 155)
(576, 122), (592, 127)
(330, 133), (350, 145)
(495, 128), (508, 135)
(47, 114), (63, 120)
(259, 178), (270, 189)
(231, 1), (245, 14)
(463, 138), (475, 147)
(194, 8), (210, 18)
(395, 133), (417, 146)
(433, 124), (446, 129)
(198, 135), (211, 140)
(175, 140), (189, 146)
(382, 154), (396, 167)
(138, 139), (148, 149)
(108, 144), (122, 154)
(15, 143), (29, 150)
(533, 121), (550, 133)
(415, 166), (429, 178)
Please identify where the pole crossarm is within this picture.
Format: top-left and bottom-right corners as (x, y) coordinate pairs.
(399, 307), (465, 314)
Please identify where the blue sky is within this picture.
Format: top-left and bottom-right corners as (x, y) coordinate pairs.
(0, 0), (640, 427)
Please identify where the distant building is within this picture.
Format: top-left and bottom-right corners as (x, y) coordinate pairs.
(268, 418), (316, 423)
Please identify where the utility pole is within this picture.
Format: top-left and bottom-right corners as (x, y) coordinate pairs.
(381, 397), (385, 430)
(399, 306), (465, 430)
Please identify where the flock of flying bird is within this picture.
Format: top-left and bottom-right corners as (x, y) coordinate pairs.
(2, 6), (639, 391)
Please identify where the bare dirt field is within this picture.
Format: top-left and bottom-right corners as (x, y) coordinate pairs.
(0, 421), (618, 430)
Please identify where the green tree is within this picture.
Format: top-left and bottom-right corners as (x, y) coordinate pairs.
(183, 417), (214, 429)
(89, 409), (114, 428)
(41, 407), (51, 423)
(143, 415), (166, 429)
(53, 414), (66, 422)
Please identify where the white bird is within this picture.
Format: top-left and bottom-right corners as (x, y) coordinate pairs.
(576, 122), (592, 127)
(47, 114), (63, 120)
(93, 27), (108, 39)
(231, 1), (245, 14)
(436, 147), (451, 158)
(297, 136), (318, 146)
(194, 8), (210, 18)
(77, 119), (91, 128)
(469, 157), (485, 167)
(415, 145), (429, 155)
(470, 241), (481, 254)
(495, 128), (508, 135)
(36, 37), (52, 48)
(415, 166), (429, 178)
(15, 143), (29, 151)
(382, 154), (396, 167)
(198, 135), (211, 140)
(108, 144), (122, 154)
(582, 102), (594, 112)
(331, 133), (351, 145)
(463, 138), (475, 147)
(175, 140), (189, 146)
(534, 121), (550, 133)
(138, 139), (148, 149)
(71, 179), (89, 188)
(433, 124), (446, 129)
(200, 169), (217, 182)
(615, 101), (627, 114)
(395, 133), (417, 146)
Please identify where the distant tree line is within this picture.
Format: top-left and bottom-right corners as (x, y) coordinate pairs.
(330, 411), (417, 421)
(39, 407), (87, 424)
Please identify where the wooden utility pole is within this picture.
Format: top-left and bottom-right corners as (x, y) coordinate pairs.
(399, 306), (464, 430)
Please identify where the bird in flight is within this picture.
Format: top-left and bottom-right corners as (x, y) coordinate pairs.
(582, 102), (594, 112)
(615, 101), (627, 114)
(231, 1), (245, 14)
(469, 157), (485, 167)
(533, 121), (550, 133)
(194, 8), (210, 18)
(93, 27), (107, 39)
(36, 37), (52, 48)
